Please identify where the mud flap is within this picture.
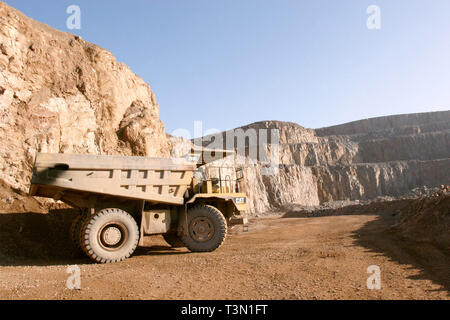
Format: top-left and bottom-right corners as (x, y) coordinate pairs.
(139, 223), (145, 246)
(177, 204), (189, 237)
(229, 215), (249, 232)
(138, 200), (146, 246)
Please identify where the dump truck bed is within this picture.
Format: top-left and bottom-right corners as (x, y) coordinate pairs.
(29, 153), (196, 205)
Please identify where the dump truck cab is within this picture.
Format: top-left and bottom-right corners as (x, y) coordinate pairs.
(158, 148), (249, 253)
(29, 150), (248, 264)
(188, 165), (248, 226)
(184, 147), (249, 226)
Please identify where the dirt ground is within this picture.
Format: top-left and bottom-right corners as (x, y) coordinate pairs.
(0, 208), (448, 300)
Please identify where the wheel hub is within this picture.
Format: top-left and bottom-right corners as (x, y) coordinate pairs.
(190, 217), (214, 242)
(101, 226), (122, 247)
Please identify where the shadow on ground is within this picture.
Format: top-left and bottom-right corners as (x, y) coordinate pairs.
(134, 246), (190, 257)
(283, 198), (450, 295)
(0, 210), (190, 267)
(354, 211), (449, 294)
(0, 209), (86, 267)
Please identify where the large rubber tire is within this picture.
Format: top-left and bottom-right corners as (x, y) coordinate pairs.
(163, 234), (185, 248)
(69, 214), (85, 254)
(181, 205), (227, 252)
(80, 208), (139, 264)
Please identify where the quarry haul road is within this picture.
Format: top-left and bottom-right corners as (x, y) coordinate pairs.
(0, 213), (448, 300)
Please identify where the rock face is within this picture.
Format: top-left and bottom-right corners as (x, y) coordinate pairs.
(202, 111), (450, 213)
(0, 2), (170, 192)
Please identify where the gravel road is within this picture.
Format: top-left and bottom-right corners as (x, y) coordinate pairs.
(0, 211), (448, 300)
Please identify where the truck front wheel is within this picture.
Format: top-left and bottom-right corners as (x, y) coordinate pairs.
(80, 208), (139, 263)
(181, 205), (227, 252)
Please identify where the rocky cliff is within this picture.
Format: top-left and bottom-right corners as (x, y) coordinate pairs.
(0, 2), (170, 193)
(203, 111), (450, 213)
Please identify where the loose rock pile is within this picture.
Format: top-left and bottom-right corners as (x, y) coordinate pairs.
(393, 185), (449, 249)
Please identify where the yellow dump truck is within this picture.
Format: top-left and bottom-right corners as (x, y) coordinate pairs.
(29, 152), (248, 264)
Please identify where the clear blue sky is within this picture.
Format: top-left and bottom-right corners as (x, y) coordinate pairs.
(4, 0), (450, 136)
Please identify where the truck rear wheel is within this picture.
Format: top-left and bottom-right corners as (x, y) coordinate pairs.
(69, 214), (85, 254)
(181, 205), (227, 252)
(163, 234), (185, 248)
(80, 208), (139, 264)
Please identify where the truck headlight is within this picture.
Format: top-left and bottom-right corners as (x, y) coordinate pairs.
(234, 197), (246, 204)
